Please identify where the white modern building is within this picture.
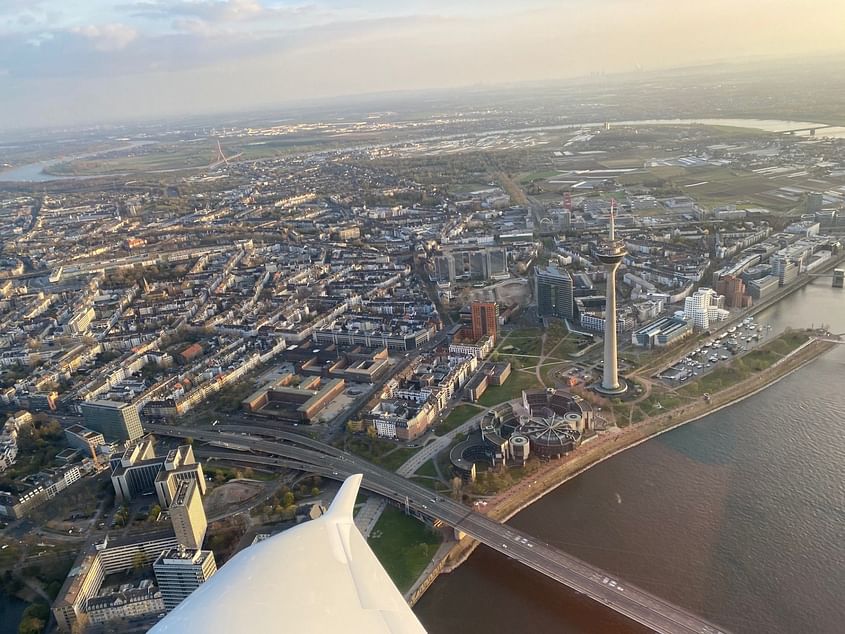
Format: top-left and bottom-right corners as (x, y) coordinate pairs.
(683, 288), (729, 331)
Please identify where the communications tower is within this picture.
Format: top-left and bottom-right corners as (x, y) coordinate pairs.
(596, 200), (627, 395)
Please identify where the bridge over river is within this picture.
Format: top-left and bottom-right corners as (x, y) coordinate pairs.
(146, 422), (730, 634)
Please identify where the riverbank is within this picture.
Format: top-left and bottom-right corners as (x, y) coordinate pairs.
(408, 335), (836, 604)
(486, 336), (834, 523)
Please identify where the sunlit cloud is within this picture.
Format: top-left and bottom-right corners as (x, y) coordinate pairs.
(0, 0), (844, 128)
(71, 22), (138, 51)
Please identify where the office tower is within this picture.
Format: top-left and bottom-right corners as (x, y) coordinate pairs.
(154, 445), (206, 508)
(81, 399), (143, 442)
(770, 256), (798, 286)
(170, 480), (207, 550)
(433, 255), (455, 283)
(470, 302), (498, 342)
(111, 441), (205, 504)
(595, 207), (627, 395)
(154, 546), (217, 612)
(468, 251), (488, 279)
(535, 266), (574, 320)
(807, 192), (824, 213)
(714, 275), (752, 308)
(486, 248), (508, 277)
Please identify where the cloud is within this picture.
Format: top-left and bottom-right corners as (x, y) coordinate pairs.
(124, 0), (273, 22)
(71, 22), (137, 50)
(2, 0), (845, 129)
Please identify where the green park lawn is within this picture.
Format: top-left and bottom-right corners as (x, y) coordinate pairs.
(368, 506), (442, 592)
(438, 404), (482, 434)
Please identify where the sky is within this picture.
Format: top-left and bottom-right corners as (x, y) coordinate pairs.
(1, 0), (845, 129)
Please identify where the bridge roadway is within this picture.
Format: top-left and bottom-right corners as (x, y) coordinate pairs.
(146, 423), (729, 634)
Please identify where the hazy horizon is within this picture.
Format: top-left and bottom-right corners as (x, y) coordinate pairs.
(2, 0), (845, 129)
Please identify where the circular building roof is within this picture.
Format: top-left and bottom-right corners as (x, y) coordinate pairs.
(518, 413), (581, 449)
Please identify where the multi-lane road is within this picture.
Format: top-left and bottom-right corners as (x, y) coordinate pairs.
(146, 422), (730, 634)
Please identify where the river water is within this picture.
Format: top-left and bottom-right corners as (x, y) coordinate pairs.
(415, 279), (845, 634)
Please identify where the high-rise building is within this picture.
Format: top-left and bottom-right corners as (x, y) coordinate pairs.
(535, 266), (574, 320)
(595, 207), (627, 395)
(470, 302), (498, 342)
(153, 546), (217, 612)
(771, 256), (798, 286)
(81, 400), (143, 442)
(468, 251), (488, 279)
(486, 248), (508, 278)
(714, 274), (752, 308)
(111, 440), (204, 504)
(170, 480), (207, 550)
(154, 445), (206, 508)
(433, 255), (455, 283)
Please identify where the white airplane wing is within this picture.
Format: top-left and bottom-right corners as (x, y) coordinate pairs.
(150, 474), (426, 634)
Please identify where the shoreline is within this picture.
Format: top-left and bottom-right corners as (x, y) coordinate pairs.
(409, 336), (836, 605)
(492, 337), (832, 524)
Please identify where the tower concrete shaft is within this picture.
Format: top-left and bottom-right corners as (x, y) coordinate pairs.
(602, 260), (622, 392)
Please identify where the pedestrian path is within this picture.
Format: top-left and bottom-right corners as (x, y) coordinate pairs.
(355, 497), (387, 537)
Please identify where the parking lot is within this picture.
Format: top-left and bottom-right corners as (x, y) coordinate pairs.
(658, 316), (773, 385)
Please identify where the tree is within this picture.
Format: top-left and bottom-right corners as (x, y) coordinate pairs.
(282, 491), (295, 508)
(148, 505), (161, 522)
(131, 550), (148, 571)
(451, 477), (463, 499)
(310, 486), (320, 497)
(18, 602), (49, 634)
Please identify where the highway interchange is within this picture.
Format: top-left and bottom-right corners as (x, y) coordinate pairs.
(145, 422), (730, 634)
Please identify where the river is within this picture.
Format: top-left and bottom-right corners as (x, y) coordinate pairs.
(0, 141), (154, 183)
(0, 592), (28, 634)
(415, 279), (845, 634)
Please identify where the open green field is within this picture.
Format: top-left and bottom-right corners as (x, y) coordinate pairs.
(343, 435), (420, 471)
(368, 506), (442, 592)
(414, 459), (440, 480)
(517, 169), (561, 184)
(477, 362), (540, 406)
(48, 142), (219, 176)
(438, 404), (482, 434)
(499, 335), (542, 357)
